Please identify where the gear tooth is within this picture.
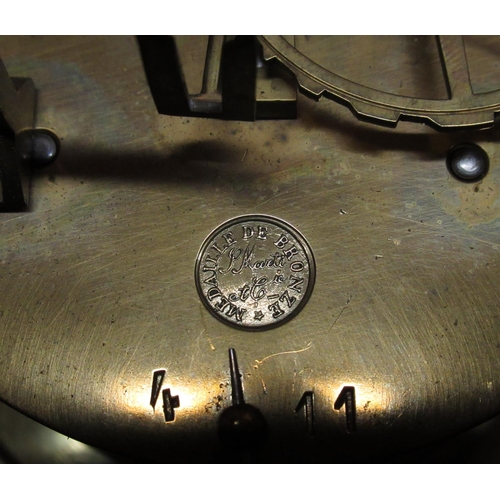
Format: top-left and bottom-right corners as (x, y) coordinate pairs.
(428, 111), (496, 129)
(260, 42), (277, 62)
(351, 101), (400, 126)
(259, 35), (290, 62)
(296, 74), (325, 99)
(258, 36), (500, 130)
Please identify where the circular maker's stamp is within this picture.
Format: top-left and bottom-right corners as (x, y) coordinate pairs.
(195, 215), (316, 330)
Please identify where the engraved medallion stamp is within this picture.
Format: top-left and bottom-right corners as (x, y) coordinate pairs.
(195, 215), (316, 330)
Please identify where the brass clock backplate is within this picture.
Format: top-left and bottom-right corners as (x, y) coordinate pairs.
(1, 36), (500, 462)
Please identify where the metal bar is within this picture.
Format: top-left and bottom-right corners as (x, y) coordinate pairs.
(228, 348), (245, 406)
(437, 35), (473, 99)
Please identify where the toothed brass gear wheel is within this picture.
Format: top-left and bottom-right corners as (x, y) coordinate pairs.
(259, 35), (500, 130)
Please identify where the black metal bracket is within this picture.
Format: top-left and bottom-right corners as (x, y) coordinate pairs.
(137, 35), (297, 121)
(0, 60), (35, 212)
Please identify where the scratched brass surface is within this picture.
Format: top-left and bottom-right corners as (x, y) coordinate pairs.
(1, 36), (500, 462)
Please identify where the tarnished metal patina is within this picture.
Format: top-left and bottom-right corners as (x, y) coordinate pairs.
(1, 36), (500, 462)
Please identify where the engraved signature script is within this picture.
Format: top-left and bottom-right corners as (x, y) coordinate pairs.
(195, 216), (315, 330)
(219, 244), (286, 275)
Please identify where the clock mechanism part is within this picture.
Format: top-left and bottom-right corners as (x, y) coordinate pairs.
(217, 348), (267, 451)
(258, 35), (500, 129)
(1, 36), (500, 463)
(138, 35), (500, 129)
(0, 60), (60, 212)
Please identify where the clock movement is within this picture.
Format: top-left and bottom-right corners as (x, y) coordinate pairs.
(1, 36), (500, 462)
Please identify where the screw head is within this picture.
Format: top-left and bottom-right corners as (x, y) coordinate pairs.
(446, 143), (489, 182)
(18, 129), (60, 168)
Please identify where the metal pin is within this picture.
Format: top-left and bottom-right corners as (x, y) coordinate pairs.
(446, 143), (489, 182)
(218, 348), (267, 449)
(229, 347), (244, 406)
(18, 129), (60, 167)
